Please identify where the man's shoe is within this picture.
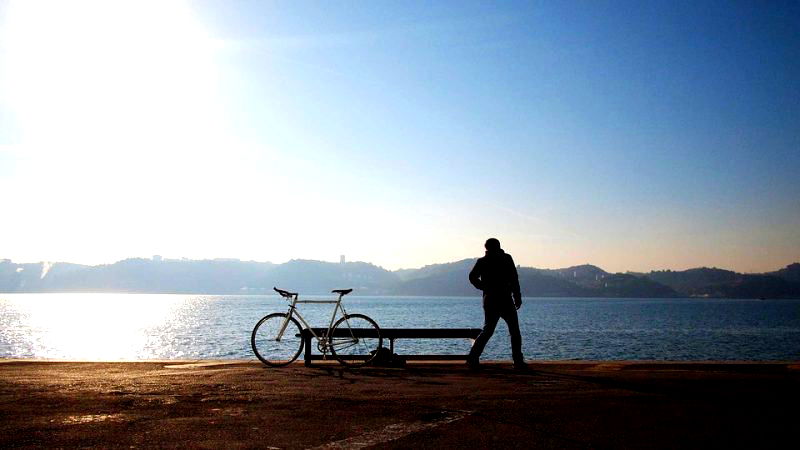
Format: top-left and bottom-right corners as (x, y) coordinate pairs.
(466, 358), (480, 370)
(513, 360), (528, 370)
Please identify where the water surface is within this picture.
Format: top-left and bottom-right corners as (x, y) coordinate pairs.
(1, 294), (798, 361)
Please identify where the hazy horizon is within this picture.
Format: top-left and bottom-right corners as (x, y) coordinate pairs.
(1, 1), (798, 274)
(2, 253), (797, 275)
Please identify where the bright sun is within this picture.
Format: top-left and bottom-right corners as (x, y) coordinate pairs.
(2, 0), (221, 156)
(0, 1), (254, 264)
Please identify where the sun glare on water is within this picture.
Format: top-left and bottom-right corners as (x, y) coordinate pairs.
(3, 294), (192, 360)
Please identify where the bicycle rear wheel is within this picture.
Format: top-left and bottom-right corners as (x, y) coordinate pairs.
(329, 313), (381, 367)
(251, 313), (304, 367)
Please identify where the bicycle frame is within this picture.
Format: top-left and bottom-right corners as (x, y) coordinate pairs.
(252, 287), (381, 367)
(275, 292), (349, 343)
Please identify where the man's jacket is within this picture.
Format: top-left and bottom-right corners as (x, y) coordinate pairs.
(469, 249), (522, 302)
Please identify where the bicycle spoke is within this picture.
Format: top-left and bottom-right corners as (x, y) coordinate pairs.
(330, 339), (358, 350)
(330, 314), (381, 367)
(251, 313), (303, 366)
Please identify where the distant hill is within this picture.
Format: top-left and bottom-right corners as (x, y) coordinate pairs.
(390, 261), (667, 297)
(391, 261), (477, 296)
(770, 263), (800, 283)
(718, 274), (800, 299)
(1, 258), (798, 298)
(597, 273), (678, 298)
(259, 259), (398, 294)
(0, 258), (276, 294)
(644, 265), (800, 299)
(538, 264), (610, 288)
(392, 263), (597, 297)
(394, 259), (476, 282)
(517, 268), (596, 297)
(645, 267), (740, 297)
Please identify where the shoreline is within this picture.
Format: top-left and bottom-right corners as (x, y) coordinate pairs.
(4, 292), (800, 299)
(2, 360), (798, 448)
(3, 358), (799, 366)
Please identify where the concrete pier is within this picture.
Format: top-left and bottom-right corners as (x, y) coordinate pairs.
(1, 360), (798, 448)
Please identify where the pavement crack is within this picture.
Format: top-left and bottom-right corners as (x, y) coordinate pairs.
(307, 410), (472, 450)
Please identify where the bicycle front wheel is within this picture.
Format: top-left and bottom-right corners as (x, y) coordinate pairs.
(329, 313), (382, 367)
(251, 313), (304, 367)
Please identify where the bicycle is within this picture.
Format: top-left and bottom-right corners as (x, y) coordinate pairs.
(251, 287), (382, 367)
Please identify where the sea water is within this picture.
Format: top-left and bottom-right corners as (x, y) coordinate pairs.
(1, 294), (798, 361)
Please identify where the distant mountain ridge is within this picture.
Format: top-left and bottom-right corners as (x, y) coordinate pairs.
(1, 257), (799, 299)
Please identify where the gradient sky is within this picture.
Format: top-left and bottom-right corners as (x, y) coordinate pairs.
(0, 1), (798, 272)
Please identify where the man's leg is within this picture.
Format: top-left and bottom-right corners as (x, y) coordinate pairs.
(468, 302), (501, 363)
(500, 304), (524, 364)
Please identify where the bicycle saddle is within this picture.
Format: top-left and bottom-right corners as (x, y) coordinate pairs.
(332, 289), (353, 295)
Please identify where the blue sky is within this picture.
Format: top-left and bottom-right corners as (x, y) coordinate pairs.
(0, 1), (798, 272)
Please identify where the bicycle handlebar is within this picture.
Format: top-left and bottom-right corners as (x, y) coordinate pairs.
(273, 287), (298, 298)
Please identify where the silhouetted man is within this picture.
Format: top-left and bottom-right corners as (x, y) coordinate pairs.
(467, 238), (525, 369)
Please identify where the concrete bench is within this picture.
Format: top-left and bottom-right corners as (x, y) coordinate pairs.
(300, 328), (481, 366)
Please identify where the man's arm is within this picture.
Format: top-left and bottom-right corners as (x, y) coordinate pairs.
(469, 259), (483, 291)
(509, 255), (522, 309)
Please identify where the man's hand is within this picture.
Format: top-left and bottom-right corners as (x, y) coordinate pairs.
(514, 295), (522, 310)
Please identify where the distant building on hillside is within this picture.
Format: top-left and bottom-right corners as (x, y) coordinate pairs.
(340, 255), (346, 264)
(152, 255), (162, 262)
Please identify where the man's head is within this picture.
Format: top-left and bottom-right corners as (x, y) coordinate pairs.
(484, 238), (501, 252)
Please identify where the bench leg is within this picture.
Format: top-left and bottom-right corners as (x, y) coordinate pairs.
(389, 338), (394, 353)
(304, 332), (312, 367)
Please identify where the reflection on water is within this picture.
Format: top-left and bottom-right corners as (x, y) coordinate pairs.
(1, 294), (799, 361)
(0, 294), (200, 359)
